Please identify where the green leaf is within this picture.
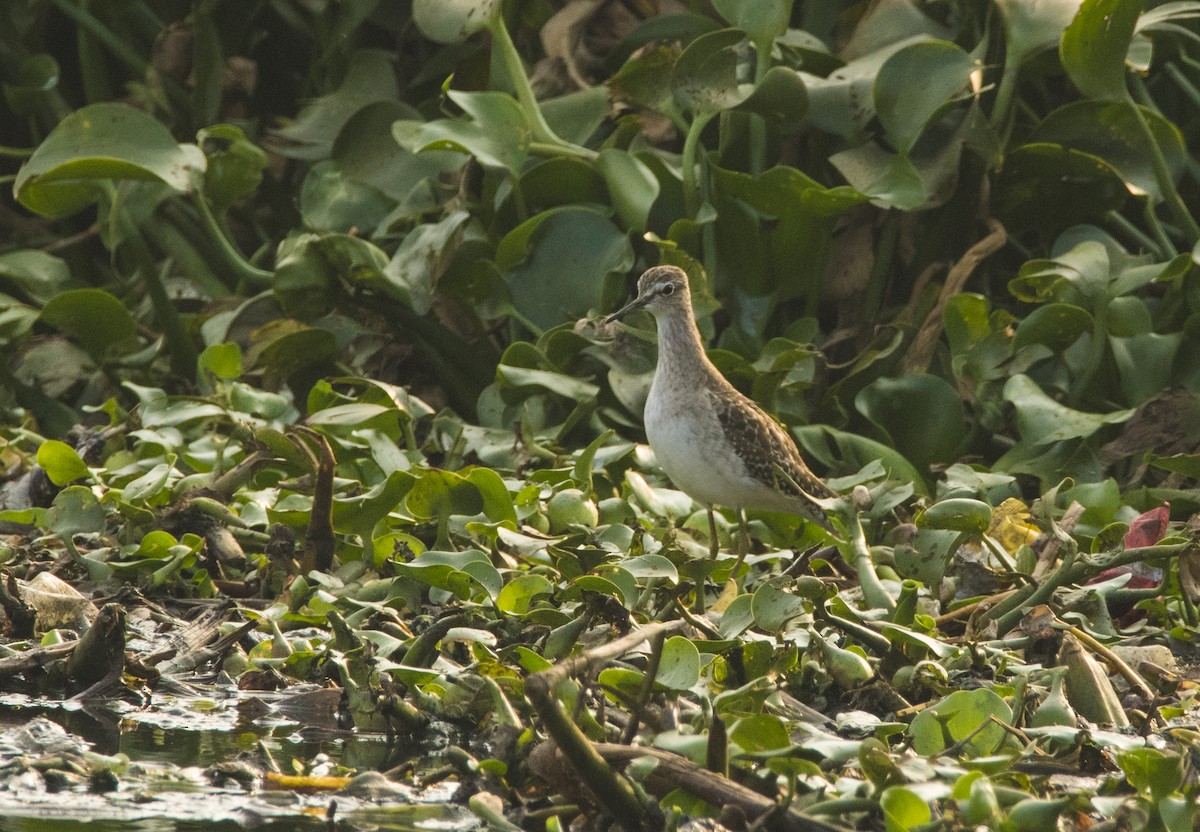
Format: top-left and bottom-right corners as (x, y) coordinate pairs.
(728, 713), (791, 752)
(672, 29), (750, 115)
(1029, 101), (1185, 201)
(198, 123), (267, 210)
(909, 688), (1014, 756)
(994, 143), (1127, 235)
(40, 288), (138, 360)
(656, 636), (701, 690)
(410, 90), (531, 176)
(1060, 0), (1143, 101)
(382, 211), (471, 315)
(45, 485), (106, 536)
(1118, 748), (1182, 798)
(620, 554), (679, 584)
(15, 103), (205, 218)
(36, 440), (89, 486)
(1004, 374), (1134, 445)
(412, 0), (498, 44)
(406, 469), (484, 520)
(499, 208), (633, 332)
(874, 40), (974, 154)
(596, 149), (660, 234)
(712, 0), (792, 45)
(0, 250), (77, 304)
(752, 580), (808, 632)
(855, 374), (967, 472)
(881, 786), (932, 832)
(274, 50), (401, 158)
(496, 573), (553, 614)
(918, 498), (993, 533)
(997, 0), (1085, 68)
(198, 342), (243, 381)
(122, 460), (176, 502)
(1012, 303), (1093, 352)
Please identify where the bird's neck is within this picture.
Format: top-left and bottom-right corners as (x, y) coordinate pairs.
(655, 310), (719, 385)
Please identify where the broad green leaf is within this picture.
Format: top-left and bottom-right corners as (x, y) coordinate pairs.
(198, 343), (243, 381)
(1060, 0), (1143, 100)
(0, 250), (77, 304)
(122, 460), (176, 502)
(656, 636), (701, 690)
(496, 573), (553, 614)
(610, 44), (679, 114)
(728, 713), (791, 752)
(36, 440), (89, 486)
(244, 319), (339, 380)
(909, 688), (1013, 756)
(410, 90), (531, 176)
(597, 149), (660, 234)
(881, 786), (931, 832)
(918, 498), (993, 533)
(802, 36), (926, 137)
(994, 143), (1127, 235)
(1004, 374), (1134, 445)
(672, 29), (749, 115)
(855, 374), (966, 472)
(15, 103), (205, 217)
(996, 0), (1083, 68)
(382, 211), (470, 315)
(406, 469), (484, 520)
(412, 0), (498, 44)
(1029, 101), (1185, 201)
(465, 467), (518, 525)
(500, 208), (633, 332)
(45, 485), (106, 536)
(752, 580), (808, 632)
(1012, 303), (1093, 352)
(40, 288), (138, 359)
(620, 554), (679, 583)
(1110, 332), (1183, 405)
(1118, 748), (1182, 798)
(735, 66), (808, 124)
(712, 0), (792, 46)
(198, 123), (267, 210)
(874, 40), (974, 154)
(274, 50), (400, 158)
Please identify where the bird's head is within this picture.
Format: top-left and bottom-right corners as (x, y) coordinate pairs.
(605, 265), (691, 324)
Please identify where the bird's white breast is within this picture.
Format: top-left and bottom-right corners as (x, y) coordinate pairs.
(644, 374), (764, 509)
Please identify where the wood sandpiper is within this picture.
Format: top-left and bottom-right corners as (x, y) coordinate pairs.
(606, 265), (834, 561)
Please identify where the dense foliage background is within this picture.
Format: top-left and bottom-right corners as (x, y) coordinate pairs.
(1, 0), (1199, 830)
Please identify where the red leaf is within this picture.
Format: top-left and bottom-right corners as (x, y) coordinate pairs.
(1123, 504), (1170, 549)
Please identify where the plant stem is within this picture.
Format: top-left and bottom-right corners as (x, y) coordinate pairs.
(528, 141), (598, 161)
(488, 13), (561, 147)
(837, 510), (895, 614)
(48, 0), (149, 76)
(748, 38), (771, 175)
(681, 112), (716, 216)
(191, 193), (275, 291)
(1125, 95), (1199, 246)
(1103, 209), (1164, 258)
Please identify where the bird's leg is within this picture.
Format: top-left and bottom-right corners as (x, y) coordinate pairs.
(706, 505), (720, 560)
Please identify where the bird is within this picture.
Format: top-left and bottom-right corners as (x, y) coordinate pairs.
(605, 265), (834, 565)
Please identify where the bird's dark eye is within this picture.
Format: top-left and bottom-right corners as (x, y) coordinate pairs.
(661, 284), (676, 296)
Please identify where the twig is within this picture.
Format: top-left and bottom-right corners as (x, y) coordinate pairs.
(1033, 501), (1084, 580)
(590, 743), (850, 832)
(904, 219), (1007, 373)
(621, 628), (669, 744)
(526, 621), (688, 832)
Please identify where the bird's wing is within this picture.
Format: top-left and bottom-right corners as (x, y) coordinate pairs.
(711, 388), (836, 501)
